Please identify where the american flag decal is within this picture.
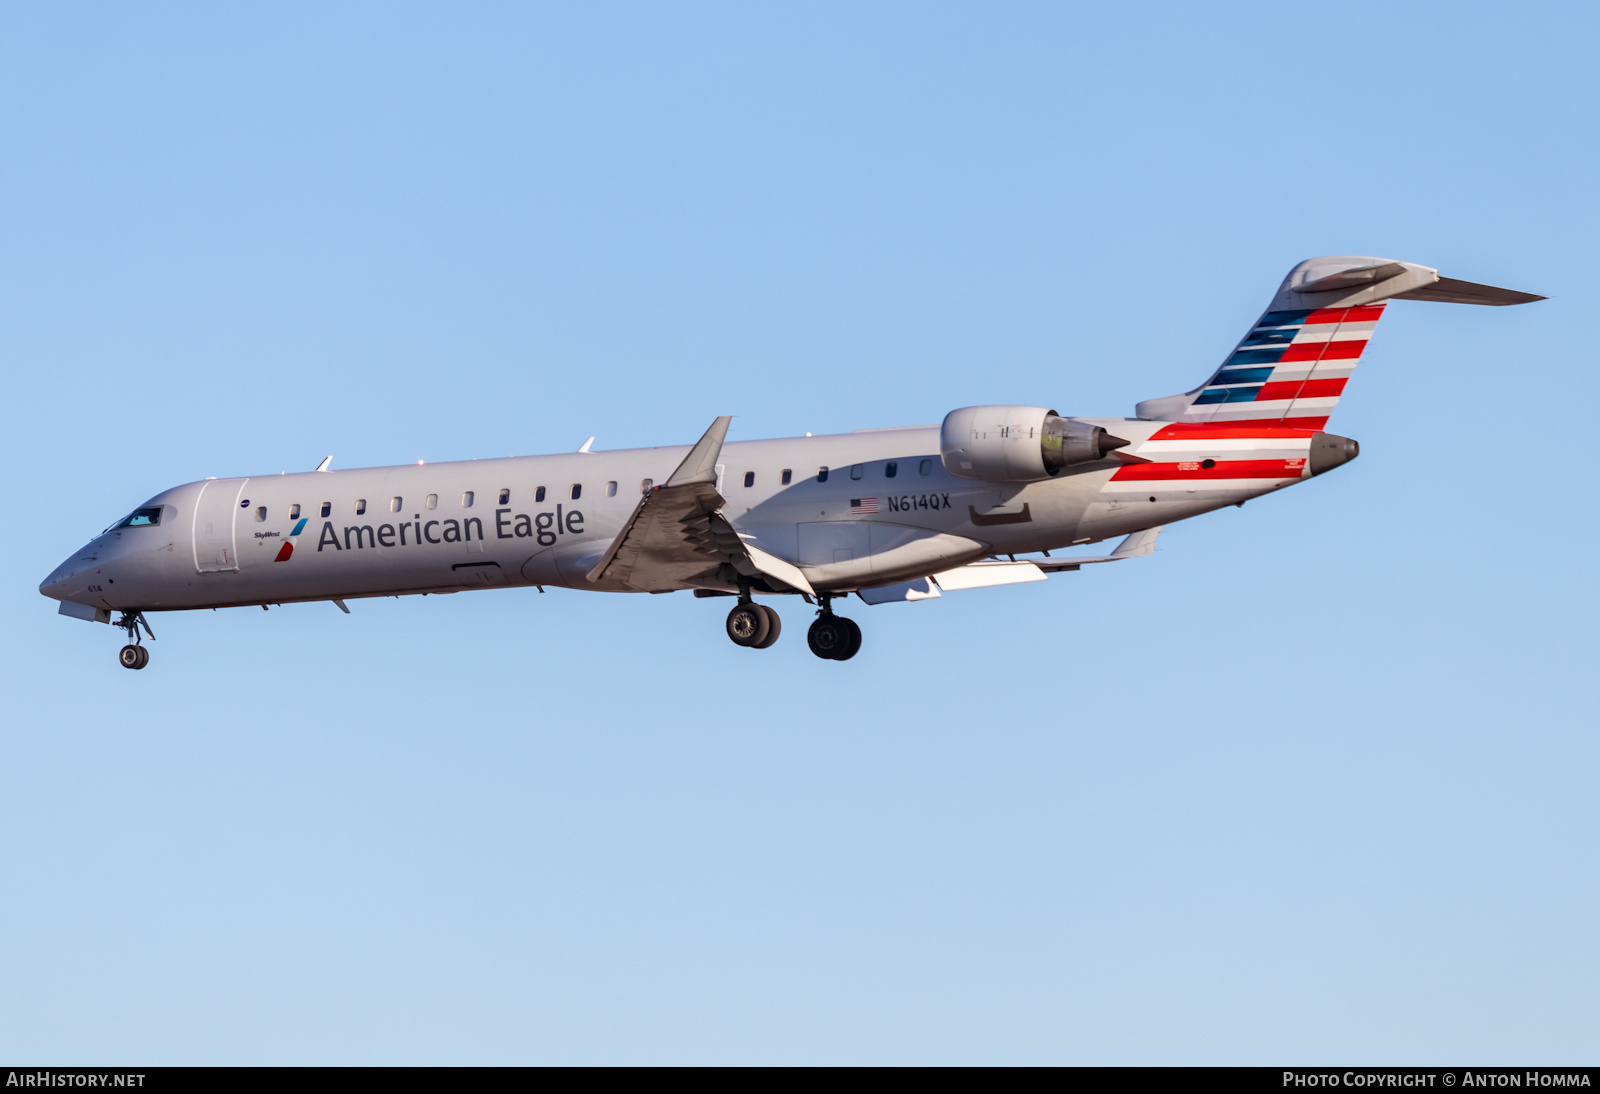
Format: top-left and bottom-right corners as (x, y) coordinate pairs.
(850, 498), (879, 515)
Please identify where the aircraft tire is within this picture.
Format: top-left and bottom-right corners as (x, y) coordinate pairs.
(834, 617), (861, 661)
(753, 605), (781, 649)
(726, 602), (770, 648)
(806, 616), (850, 660)
(119, 644), (146, 670)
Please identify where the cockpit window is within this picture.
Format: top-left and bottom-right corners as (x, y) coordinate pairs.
(117, 507), (163, 529)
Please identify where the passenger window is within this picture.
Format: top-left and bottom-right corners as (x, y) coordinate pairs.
(289, 503), (301, 519)
(818, 466), (829, 483)
(498, 488), (510, 505)
(462, 491), (474, 508)
(781, 469), (792, 485)
(355, 499), (367, 515)
(390, 497), (402, 513)
(256, 506), (267, 522)
(320, 502), (331, 517)
(117, 507), (163, 528)
(606, 481), (618, 497)
(640, 478), (653, 495)
(743, 471), (755, 488)
(920, 459), (933, 475)
(570, 484), (582, 500)
(425, 494), (438, 510)
(850, 464), (863, 480)
(536, 486), (546, 503)
(886, 461), (898, 478)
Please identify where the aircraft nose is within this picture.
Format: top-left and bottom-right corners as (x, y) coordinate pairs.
(39, 549), (89, 601)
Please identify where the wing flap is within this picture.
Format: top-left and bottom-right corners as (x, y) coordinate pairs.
(585, 479), (727, 591)
(739, 539), (816, 596)
(860, 527), (1162, 603)
(584, 416), (814, 595)
(931, 561), (1047, 590)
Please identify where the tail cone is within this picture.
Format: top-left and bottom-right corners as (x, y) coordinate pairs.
(1308, 432), (1359, 476)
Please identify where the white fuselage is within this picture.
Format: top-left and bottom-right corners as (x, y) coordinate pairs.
(40, 419), (1315, 614)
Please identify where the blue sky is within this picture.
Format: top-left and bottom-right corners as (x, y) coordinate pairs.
(2, 1), (1595, 1063)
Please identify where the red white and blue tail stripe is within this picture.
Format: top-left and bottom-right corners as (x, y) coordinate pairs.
(1132, 255), (1516, 431)
(1112, 256), (1541, 503)
(1178, 303), (1384, 430)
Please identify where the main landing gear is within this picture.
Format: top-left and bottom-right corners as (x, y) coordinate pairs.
(115, 610), (154, 670)
(721, 592), (861, 661)
(806, 598), (861, 662)
(726, 597), (782, 649)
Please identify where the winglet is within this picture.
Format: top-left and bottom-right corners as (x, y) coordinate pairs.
(1110, 526), (1162, 558)
(1035, 526), (1163, 572)
(666, 416), (732, 487)
(315, 456), (332, 472)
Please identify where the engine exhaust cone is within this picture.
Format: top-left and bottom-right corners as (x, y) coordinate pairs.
(1099, 432), (1131, 455)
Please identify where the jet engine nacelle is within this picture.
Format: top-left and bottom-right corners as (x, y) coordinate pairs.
(939, 405), (1129, 482)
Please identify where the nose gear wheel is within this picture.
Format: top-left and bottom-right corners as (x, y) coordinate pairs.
(113, 611), (154, 669)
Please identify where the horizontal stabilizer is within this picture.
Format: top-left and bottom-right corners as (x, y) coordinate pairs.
(1136, 256), (1544, 426)
(1393, 276), (1545, 306)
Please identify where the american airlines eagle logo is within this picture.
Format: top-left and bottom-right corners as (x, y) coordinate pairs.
(274, 518), (309, 562)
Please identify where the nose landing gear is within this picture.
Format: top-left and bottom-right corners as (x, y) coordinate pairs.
(806, 598), (861, 661)
(114, 610), (154, 670)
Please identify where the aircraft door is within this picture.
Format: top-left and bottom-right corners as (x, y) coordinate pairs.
(192, 478), (248, 573)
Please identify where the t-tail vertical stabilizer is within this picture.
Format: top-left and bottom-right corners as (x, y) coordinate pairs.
(1135, 256), (1544, 429)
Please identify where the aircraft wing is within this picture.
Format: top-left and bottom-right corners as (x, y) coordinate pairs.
(585, 417), (815, 596)
(858, 527), (1162, 604)
(1034, 526), (1161, 572)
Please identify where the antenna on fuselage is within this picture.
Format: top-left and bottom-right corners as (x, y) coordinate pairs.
(314, 456), (332, 472)
(577, 437), (595, 453)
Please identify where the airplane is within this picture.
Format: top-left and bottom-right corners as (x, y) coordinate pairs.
(40, 255), (1542, 668)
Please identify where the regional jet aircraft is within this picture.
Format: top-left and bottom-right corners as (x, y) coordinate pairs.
(41, 256), (1541, 667)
